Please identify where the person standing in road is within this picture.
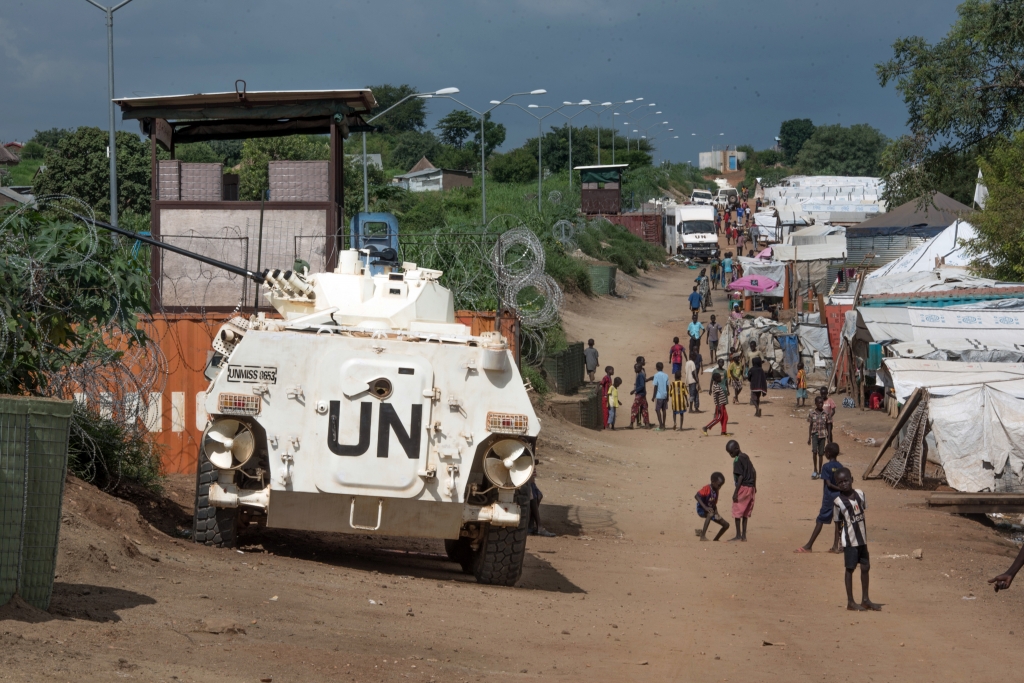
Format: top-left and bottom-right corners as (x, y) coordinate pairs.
(701, 371), (729, 436)
(722, 252), (733, 287)
(833, 469), (881, 611)
(687, 312), (705, 359)
(709, 256), (721, 291)
(820, 386), (837, 442)
(707, 315), (722, 363)
(651, 362), (670, 432)
(629, 359), (652, 429)
(728, 354), (744, 404)
(748, 356), (768, 417)
(584, 338), (600, 382)
(807, 395), (830, 479)
(606, 376), (622, 430)
(669, 371), (689, 431)
(688, 286), (702, 316)
(685, 354), (701, 414)
(600, 366), (614, 429)
(670, 336), (686, 376)
(796, 362), (808, 407)
(727, 440), (756, 542)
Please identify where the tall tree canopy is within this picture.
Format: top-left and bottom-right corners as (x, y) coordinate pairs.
(964, 132), (1024, 280)
(876, 0), (1024, 203)
(32, 127), (151, 219)
(778, 119), (816, 163)
(795, 123), (888, 177)
(435, 110), (477, 149)
(366, 84), (428, 134)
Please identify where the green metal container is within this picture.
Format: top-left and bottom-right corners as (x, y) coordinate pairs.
(0, 396), (73, 611)
(542, 341), (587, 395)
(589, 264), (617, 296)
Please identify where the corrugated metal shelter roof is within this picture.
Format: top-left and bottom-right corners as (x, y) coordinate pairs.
(769, 236), (847, 262)
(407, 157), (436, 173)
(573, 164), (629, 170)
(115, 89), (376, 119)
(868, 219), (977, 277)
(848, 192), (972, 237)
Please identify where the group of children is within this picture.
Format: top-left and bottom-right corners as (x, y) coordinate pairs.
(695, 435), (880, 611)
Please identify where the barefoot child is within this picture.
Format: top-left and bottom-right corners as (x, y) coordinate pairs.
(796, 362), (807, 407)
(669, 372), (689, 430)
(807, 396), (829, 479)
(701, 372), (729, 436)
(727, 440), (756, 541)
(695, 472), (731, 541)
(796, 442), (843, 553)
(833, 468), (880, 611)
(606, 377), (622, 430)
(651, 362), (670, 431)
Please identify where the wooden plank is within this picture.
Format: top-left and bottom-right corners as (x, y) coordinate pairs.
(928, 505), (1024, 514)
(153, 118), (173, 151)
(863, 387), (923, 479)
(929, 492), (1024, 506)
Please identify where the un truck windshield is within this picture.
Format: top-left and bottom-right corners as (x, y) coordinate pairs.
(682, 220), (716, 235)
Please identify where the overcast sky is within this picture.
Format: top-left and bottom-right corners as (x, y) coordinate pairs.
(2, 0), (963, 163)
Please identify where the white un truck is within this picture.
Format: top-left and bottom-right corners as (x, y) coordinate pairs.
(669, 205), (720, 262)
(87, 218), (540, 586)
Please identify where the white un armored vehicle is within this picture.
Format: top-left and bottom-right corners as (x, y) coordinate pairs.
(91, 219), (540, 586)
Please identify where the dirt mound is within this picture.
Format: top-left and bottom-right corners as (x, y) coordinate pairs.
(0, 595), (51, 623)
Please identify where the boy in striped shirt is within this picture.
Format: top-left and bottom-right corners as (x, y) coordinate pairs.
(833, 468), (881, 611)
(669, 372), (689, 431)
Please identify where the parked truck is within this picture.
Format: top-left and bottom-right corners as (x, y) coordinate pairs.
(668, 205), (720, 262)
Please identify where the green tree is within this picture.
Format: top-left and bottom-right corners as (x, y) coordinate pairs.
(877, 0), (1024, 204)
(963, 132), (1024, 280)
(32, 127), (151, 219)
(779, 119), (816, 164)
(389, 130), (445, 173)
(208, 139), (244, 167)
(436, 110), (477, 149)
(29, 127), (72, 150)
(366, 84), (427, 133)
(489, 147), (536, 183)
(795, 124), (888, 176)
(238, 135), (329, 200)
(174, 142), (220, 163)
(471, 113), (506, 159)
(20, 140), (46, 160)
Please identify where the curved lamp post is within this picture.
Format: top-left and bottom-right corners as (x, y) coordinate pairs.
(554, 100), (593, 191)
(363, 87), (460, 212)
(85, 0), (136, 228)
(429, 89), (546, 224)
(501, 102), (573, 213)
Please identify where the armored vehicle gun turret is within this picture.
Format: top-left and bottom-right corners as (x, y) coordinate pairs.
(87, 217), (540, 586)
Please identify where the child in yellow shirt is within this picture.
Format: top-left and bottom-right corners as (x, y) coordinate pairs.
(796, 362), (808, 407)
(607, 377), (622, 430)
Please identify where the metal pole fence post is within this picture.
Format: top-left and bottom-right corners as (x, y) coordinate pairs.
(362, 131), (369, 212)
(537, 119), (543, 214)
(105, 8), (117, 227)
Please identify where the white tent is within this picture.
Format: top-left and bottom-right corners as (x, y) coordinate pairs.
(880, 359), (1024, 403)
(856, 303), (1024, 345)
(868, 220), (977, 278)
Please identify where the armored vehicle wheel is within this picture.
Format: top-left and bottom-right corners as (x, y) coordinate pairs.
(192, 449), (238, 548)
(444, 538), (475, 574)
(472, 489), (530, 586)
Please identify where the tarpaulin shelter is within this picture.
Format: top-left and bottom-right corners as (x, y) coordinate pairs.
(871, 359), (1024, 492)
(855, 302), (1024, 346)
(868, 220), (977, 277)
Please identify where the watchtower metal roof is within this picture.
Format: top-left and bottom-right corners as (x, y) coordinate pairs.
(114, 88), (378, 144)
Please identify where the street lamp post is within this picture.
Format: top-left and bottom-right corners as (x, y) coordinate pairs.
(598, 99), (635, 163)
(430, 90), (546, 224)
(85, 0), (135, 228)
(554, 101), (592, 191)
(362, 87), (460, 212)
(503, 102), (573, 213)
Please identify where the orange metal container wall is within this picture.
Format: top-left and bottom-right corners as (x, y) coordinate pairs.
(144, 310), (517, 475)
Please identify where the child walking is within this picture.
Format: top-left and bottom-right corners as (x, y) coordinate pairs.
(629, 359), (652, 429)
(795, 442), (843, 553)
(606, 376), (622, 430)
(701, 372), (729, 436)
(833, 468), (881, 611)
(600, 366), (614, 429)
(727, 440), (756, 542)
(669, 372), (689, 430)
(695, 472), (731, 541)
(819, 386), (836, 442)
(651, 362), (670, 431)
(796, 362), (808, 407)
(807, 396), (829, 479)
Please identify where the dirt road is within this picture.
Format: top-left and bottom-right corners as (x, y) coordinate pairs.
(4, 262), (1023, 683)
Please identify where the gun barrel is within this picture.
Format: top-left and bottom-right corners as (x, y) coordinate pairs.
(77, 214), (267, 285)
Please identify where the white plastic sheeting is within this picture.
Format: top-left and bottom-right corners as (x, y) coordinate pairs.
(887, 339), (1024, 363)
(856, 305), (1024, 345)
(860, 268), (1014, 296)
(738, 257), (786, 297)
(881, 359), (1024, 403)
(929, 385), (1024, 492)
(769, 237), (847, 262)
(869, 220), (977, 277)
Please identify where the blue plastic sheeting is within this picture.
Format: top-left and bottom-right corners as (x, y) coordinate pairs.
(867, 343), (883, 371)
(778, 334), (800, 380)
